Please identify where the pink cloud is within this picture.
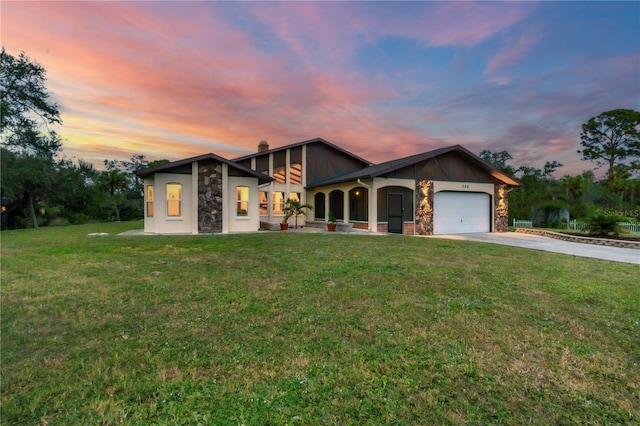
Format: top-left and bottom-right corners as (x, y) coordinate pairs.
(485, 33), (540, 76)
(377, 2), (532, 48)
(1, 0), (632, 181)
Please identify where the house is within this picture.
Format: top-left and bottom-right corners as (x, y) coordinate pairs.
(136, 137), (520, 235)
(135, 153), (273, 234)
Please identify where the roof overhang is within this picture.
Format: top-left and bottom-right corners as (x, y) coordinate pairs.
(232, 137), (372, 166)
(135, 153), (274, 185)
(306, 144), (521, 188)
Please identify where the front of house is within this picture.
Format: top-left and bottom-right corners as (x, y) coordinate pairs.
(136, 138), (519, 235)
(135, 153), (273, 234)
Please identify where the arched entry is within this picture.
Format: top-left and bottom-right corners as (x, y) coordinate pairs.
(314, 192), (326, 220)
(377, 186), (414, 234)
(329, 190), (344, 220)
(387, 193), (404, 234)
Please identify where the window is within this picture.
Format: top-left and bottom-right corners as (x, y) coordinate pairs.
(288, 192), (300, 203)
(236, 186), (249, 216)
(349, 187), (368, 221)
(273, 166), (286, 184)
(145, 185), (154, 218)
(166, 183), (182, 217)
(273, 151), (286, 184)
(329, 190), (344, 220)
(259, 191), (268, 215)
(314, 193), (326, 220)
(272, 191), (285, 215)
(290, 162), (302, 184)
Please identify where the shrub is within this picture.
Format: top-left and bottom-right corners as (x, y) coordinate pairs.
(585, 212), (622, 237)
(531, 201), (569, 228)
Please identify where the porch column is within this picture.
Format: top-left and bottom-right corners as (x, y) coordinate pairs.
(343, 190), (349, 223)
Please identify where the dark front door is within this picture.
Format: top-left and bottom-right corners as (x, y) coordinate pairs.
(388, 193), (403, 234)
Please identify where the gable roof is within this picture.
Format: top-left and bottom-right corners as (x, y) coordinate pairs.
(135, 153), (274, 184)
(232, 137), (372, 165)
(306, 144), (520, 188)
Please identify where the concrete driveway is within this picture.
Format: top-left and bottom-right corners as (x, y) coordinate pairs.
(428, 232), (640, 265)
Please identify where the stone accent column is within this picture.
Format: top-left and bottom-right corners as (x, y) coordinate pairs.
(494, 183), (508, 232)
(198, 160), (223, 233)
(415, 180), (434, 235)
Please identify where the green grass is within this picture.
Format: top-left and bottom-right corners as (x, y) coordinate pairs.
(2, 222), (639, 425)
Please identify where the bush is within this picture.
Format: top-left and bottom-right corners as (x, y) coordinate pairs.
(585, 212), (622, 237)
(531, 202), (569, 228)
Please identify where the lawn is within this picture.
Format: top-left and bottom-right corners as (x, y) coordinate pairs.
(2, 222), (638, 425)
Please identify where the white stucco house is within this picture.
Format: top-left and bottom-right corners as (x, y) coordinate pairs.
(136, 138), (520, 235)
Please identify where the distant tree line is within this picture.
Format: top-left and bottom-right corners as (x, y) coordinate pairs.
(480, 108), (640, 228)
(0, 48), (169, 229)
(1, 48), (639, 230)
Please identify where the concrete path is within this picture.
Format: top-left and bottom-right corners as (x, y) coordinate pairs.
(427, 232), (640, 265)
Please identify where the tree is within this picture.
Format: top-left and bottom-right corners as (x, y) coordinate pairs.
(1, 48), (62, 228)
(97, 155), (161, 222)
(283, 198), (313, 230)
(479, 149), (517, 176)
(578, 109), (640, 186)
(1, 147), (56, 228)
(97, 168), (130, 222)
(543, 161), (563, 178)
(1, 48), (61, 148)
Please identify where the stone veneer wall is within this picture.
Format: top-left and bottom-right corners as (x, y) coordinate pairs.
(494, 183), (508, 233)
(415, 180), (434, 235)
(198, 160), (223, 233)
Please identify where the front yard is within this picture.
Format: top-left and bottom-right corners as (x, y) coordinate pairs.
(2, 222), (638, 424)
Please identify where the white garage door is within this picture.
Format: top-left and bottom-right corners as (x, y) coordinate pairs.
(433, 192), (491, 234)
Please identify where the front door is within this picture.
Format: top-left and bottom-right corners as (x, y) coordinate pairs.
(388, 193), (403, 234)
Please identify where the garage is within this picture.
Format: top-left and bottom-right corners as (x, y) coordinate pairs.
(433, 192), (491, 234)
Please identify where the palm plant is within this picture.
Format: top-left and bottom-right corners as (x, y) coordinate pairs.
(283, 198), (313, 230)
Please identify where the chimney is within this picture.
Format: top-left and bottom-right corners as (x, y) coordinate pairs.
(258, 140), (269, 152)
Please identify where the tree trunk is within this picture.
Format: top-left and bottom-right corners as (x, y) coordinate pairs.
(113, 200), (121, 222)
(28, 192), (38, 229)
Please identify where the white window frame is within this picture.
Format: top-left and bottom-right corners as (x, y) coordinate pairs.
(166, 183), (182, 217)
(236, 185), (249, 217)
(145, 185), (154, 218)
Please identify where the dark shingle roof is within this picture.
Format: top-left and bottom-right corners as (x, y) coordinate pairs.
(232, 137), (372, 166)
(134, 153), (274, 185)
(306, 144), (520, 188)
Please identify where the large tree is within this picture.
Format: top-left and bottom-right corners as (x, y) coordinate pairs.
(1, 48), (62, 228)
(578, 109), (640, 185)
(1, 48), (61, 135)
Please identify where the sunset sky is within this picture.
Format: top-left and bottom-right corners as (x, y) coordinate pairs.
(2, 1), (639, 176)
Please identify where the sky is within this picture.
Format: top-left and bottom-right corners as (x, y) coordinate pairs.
(2, 1), (639, 177)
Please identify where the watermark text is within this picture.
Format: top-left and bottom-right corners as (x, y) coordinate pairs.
(604, 209), (639, 218)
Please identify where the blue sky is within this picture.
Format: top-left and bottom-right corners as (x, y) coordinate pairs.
(2, 1), (639, 176)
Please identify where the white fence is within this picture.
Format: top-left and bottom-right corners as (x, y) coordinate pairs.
(569, 220), (588, 231)
(618, 221), (640, 234)
(569, 219), (639, 234)
(513, 219), (533, 228)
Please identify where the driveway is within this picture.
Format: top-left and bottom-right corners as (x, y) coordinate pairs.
(428, 232), (640, 265)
